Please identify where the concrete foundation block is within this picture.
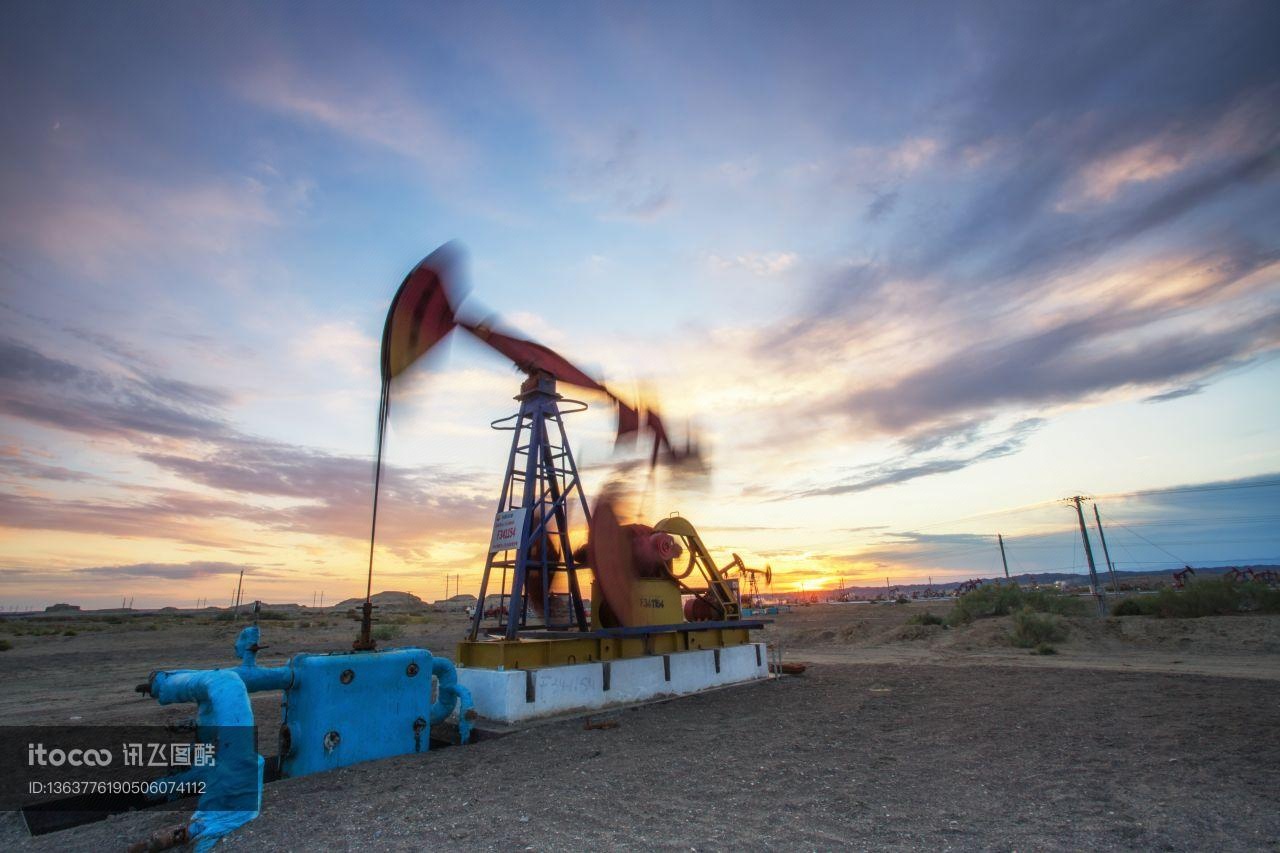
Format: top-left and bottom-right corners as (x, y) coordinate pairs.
(458, 642), (769, 724)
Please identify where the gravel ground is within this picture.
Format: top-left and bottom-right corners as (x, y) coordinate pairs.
(3, 605), (1278, 851)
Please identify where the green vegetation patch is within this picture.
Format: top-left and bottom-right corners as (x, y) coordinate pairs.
(1011, 607), (1068, 648)
(947, 583), (1085, 626)
(1111, 578), (1280, 619)
(372, 624), (402, 641)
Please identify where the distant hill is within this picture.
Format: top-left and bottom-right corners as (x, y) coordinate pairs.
(332, 590), (429, 613)
(765, 564), (1280, 601)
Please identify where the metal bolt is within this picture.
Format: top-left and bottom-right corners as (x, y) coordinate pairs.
(340, 669), (354, 684)
(323, 730), (341, 752)
(406, 662), (420, 677)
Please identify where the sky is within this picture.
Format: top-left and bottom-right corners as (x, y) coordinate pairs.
(1, 1), (1278, 609)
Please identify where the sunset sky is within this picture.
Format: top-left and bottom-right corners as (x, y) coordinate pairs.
(2, 1), (1278, 609)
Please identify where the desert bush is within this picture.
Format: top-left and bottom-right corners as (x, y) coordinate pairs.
(1019, 588), (1088, 617)
(0, 639), (11, 651)
(1011, 607), (1068, 648)
(257, 610), (289, 620)
(1120, 578), (1280, 619)
(906, 611), (944, 626)
(1033, 643), (1057, 655)
(947, 583), (1085, 626)
(372, 624), (402, 641)
(1111, 598), (1145, 617)
(63, 629), (77, 637)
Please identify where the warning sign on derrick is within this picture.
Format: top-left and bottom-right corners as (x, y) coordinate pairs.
(489, 507), (528, 553)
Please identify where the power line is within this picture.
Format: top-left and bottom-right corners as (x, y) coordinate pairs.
(1099, 509), (1188, 565)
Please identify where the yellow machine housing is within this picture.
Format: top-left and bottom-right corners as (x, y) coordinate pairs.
(589, 578), (683, 629)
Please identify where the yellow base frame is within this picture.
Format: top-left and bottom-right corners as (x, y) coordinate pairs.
(456, 625), (753, 671)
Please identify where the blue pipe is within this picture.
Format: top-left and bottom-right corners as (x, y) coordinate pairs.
(149, 669), (263, 852)
(430, 656), (475, 743)
(142, 628), (473, 847)
(229, 626), (293, 692)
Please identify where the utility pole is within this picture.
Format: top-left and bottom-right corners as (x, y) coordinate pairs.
(998, 534), (1011, 580)
(1067, 496), (1105, 616)
(232, 570), (245, 622)
(1092, 503), (1121, 594)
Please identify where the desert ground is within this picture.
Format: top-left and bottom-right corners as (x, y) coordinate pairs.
(1, 599), (1277, 851)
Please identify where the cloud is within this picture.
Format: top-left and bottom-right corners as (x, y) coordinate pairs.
(743, 5), (1280, 463)
(564, 126), (674, 221)
(0, 446), (91, 483)
(0, 489), (258, 548)
(17, 177), (288, 279)
(0, 337), (230, 441)
(0, 333), (491, 553)
(240, 63), (472, 181)
(1058, 140), (1189, 210)
(1143, 382), (1207, 403)
(792, 418), (1044, 498)
(72, 561), (257, 581)
(865, 188), (898, 222)
(708, 251), (798, 277)
(835, 304), (1279, 434)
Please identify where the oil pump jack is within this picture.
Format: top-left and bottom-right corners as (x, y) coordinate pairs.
(362, 244), (764, 672)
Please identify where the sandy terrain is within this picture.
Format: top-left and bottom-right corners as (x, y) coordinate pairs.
(1, 601), (1277, 850)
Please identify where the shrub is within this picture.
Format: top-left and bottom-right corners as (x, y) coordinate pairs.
(947, 583), (1085, 626)
(1112, 598), (1145, 617)
(372, 624), (402, 641)
(1011, 607), (1068, 648)
(63, 629), (77, 637)
(1130, 578), (1280, 618)
(1033, 643), (1057, 655)
(0, 639), (11, 651)
(906, 611), (944, 626)
(257, 610), (289, 621)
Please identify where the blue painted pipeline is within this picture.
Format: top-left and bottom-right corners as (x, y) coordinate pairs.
(148, 669), (264, 853)
(430, 656), (475, 743)
(143, 627), (473, 847)
(140, 627), (287, 849)
(230, 625), (294, 691)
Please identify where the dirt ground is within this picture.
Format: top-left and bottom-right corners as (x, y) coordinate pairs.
(2, 601), (1278, 851)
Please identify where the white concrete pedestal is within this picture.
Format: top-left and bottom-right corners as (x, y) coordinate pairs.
(458, 642), (770, 724)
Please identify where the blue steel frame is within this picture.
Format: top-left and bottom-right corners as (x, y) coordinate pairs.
(467, 373), (593, 641)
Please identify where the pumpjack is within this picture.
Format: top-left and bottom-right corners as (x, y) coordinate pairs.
(364, 244), (765, 671)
